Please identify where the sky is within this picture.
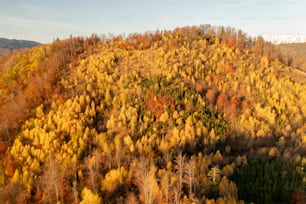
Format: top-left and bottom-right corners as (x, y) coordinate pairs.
(0, 0), (305, 43)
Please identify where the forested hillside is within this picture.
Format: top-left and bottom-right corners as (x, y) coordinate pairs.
(277, 43), (306, 73)
(0, 25), (305, 204)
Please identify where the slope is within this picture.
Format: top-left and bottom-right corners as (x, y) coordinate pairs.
(277, 42), (306, 72)
(0, 25), (305, 203)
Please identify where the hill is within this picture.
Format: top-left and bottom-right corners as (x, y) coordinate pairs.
(0, 37), (40, 56)
(0, 25), (305, 203)
(277, 43), (306, 72)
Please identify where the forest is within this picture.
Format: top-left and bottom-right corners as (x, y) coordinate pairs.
(277, 42), (306, 73)
(0, 25), (305, 203)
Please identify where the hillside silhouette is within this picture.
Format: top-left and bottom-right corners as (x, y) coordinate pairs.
(0, 25), (305, 204)
(0, 37), (40, 56)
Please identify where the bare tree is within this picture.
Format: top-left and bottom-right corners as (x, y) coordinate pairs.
(135, 159), (159, 204)
(71, 157), (79, 204)
(174, 151), (186, 203)
(40, 157), (64, 204)
(85, 150), (101, 194)
(184, 156), (196, 198)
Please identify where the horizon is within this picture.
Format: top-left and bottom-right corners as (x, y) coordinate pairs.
(1, 0), (306, 43)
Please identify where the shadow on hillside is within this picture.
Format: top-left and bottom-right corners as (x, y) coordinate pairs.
(223, 131), (306, 162)
(226, 134), (276, 154)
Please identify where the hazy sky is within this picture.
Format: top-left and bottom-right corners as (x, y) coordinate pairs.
(0, 0), (305, 43)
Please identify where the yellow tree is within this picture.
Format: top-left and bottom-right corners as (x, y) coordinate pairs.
(80, 187), (102, 204)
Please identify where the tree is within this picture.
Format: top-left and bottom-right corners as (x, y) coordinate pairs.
(80, 187), (102, 204)
(174, 152), (186, 203)
(208, 166), (221, 184)
(136, 159), (160, 204)
(253, 36), (264, 56)
(101, 167), (127, 193)
(40, 157), (64, 204)
(159, 169), (171, 203)
(85, 150), (101, 193)
(207, 166), (221, 199)
(184, 156), (196, 198)
(218, 176), (238, 198)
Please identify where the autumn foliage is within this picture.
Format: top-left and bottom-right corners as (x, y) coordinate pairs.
(0, 25), (305, 203)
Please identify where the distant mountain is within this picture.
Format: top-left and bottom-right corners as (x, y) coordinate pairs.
(263, 34), (306, 44)
(0, 37), (40, 56)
